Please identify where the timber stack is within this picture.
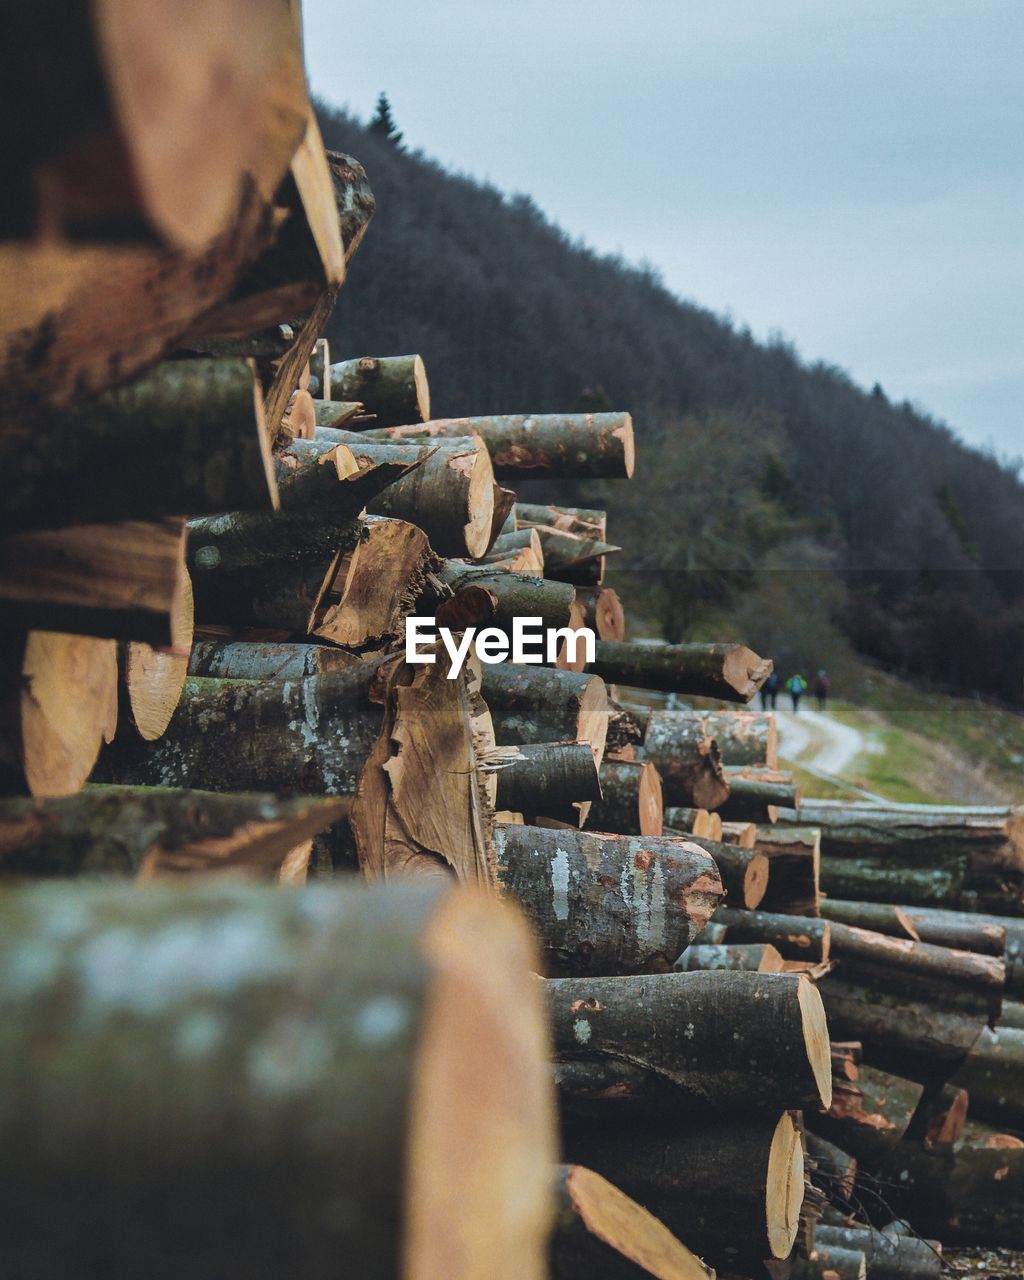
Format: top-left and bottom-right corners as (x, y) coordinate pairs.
(2, 3), (1022, 1278)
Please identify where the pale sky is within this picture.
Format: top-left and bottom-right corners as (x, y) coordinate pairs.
(304, 0), (1024, 459)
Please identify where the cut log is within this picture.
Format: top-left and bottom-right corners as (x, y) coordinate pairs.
(720, 820), (758, 847)
(314, 399), (364, 429)
(551, 1165), (713, 1280)
(0, 517), (186, 645)
(0, 879), (555, 1279)
(586, 760), (663, 837)
(905, 1082), (970, 1146)
(310, 338), (330, 399)
(435, 564), (577, 636)
(949, 1026), (1024, 1129)
(684, 834), (770, 910)
(494, 824), (723, 975)
(573, 586), (626, 643)
(818, 899), (1008, 959)
(589, 641), (772, 702)
(0, 359), (277, 533)
(488, 485), (519, 553)
(479, 528), (546, 574)
(0, 631), (117, 797)
(548, 969), (832, 1114)
(713, 906), (832, 963)
(604, 698), (644, 762)
(639, 710), (728, 810)
(692, 708), (779, 768)
(280, 387), (317, 440)
(122, 566), (194, 741)
(493, 742), (602, 828)
(805, 1133), (857, 1203)
(674, 942), (785, 973)
(328, 355), (430, 427)
(757, 826), (822, 916)
(529, 525), (620, 583)
(791, 1244), (866, 1280)
(826, 920), (1004, 1002)
(515, 504), (607, 538)
(480, 665), (609, 767)
(663, 807), (722, 840)
(368, 414), (634, 479)
(0, 787), (348, 880)
(189, 640), (360, 680)
(2, 0), (308, 249)
(809, 1064), (924, 1169)
(720, 767), (799, 823)
(812, 1225), (941, 1280)
(563, 1112), (806, 1272)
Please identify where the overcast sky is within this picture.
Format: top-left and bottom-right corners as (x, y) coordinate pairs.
(304, 0), (1023, 459)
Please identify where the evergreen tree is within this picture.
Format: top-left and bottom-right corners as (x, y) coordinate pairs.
(369, 92), (403, 148)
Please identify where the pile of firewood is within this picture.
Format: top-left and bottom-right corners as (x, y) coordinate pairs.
(2, 4), (1022, 1278)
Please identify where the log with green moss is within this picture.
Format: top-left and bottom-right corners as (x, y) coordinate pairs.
(0, 879), (556, 1279)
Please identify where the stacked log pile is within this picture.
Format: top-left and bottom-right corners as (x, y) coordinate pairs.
(3, 6), (1023, 1277)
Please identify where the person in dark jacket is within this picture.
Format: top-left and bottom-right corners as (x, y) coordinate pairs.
(760, 669), (780, 710)
(813, 670), (831, 711)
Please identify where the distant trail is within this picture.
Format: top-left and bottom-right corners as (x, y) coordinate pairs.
(774, 706), (889, 803)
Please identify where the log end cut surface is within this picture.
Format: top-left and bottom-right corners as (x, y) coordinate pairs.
(766, 1111), (805, 1259)
(799, 978), (834, 1111)
(743, 850), (771, 910)
(125, 567), (194, 740)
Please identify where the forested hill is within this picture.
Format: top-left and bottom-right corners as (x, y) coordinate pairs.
(316, 104), (1024, 706)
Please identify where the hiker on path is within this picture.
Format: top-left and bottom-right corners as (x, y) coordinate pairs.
(786, 672), (807, 713)
(813, 670), (831, 712)
(760, 669), (780, 710)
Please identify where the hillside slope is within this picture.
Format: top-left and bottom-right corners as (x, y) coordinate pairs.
(316, 104), (1024, 706)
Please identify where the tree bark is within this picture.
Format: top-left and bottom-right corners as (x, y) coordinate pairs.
(949, 1026), (1024, 1129)
(122, 565), (193, 742)
(435, 563), (577, 635)
(586, 759), (663, 836)
(0, 879), (556, 1280)
(683, 834), (770, 909)
(314, 399), (365, 430)
(327, 355), (430, 427)
(367, 414), (634, 479)
(804, 1134), (857, 1204)
(719, 819), (758, 847)
(563, 1113), (807, 1272)
(573, 586), (626, 642)
(720, 767), (799, 823)
(0, 518), (186, 645)
(493, 742), (602, 828)
(812, 1225), (941, 1280)
(713, 906), (832, 963)
(548, 969), (832, 1114)
(757, 826), (822, 916)
(529, 525), (619, 582)
(791, 1244), (866, 1280)
(478, 528), (546, 574)
(664, 807), (722, 840)
(691, 708), (779, 767)
(818, 899), (1010, 961)
(189, 640), (360, 680)
(0, 786), (348, 880)
(809, 1064), (924, 1169)
(639, 710), (728, 811)
(494, 824), (723, 976)
(674, 942), (785, 972)
(589, 641), (772, 702)
(551, 1165), (713, 1280)
(0, 630), (118, 797)
(0, 359), (277, 533)
(480, 664), (609, 768)
(604, 697), (644, 761)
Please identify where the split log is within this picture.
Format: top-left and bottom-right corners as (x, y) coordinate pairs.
(488, 485), (519, 553)
(493, 742), (601, 828)
(589, 640), (772, 702)
(949, 1026), (1024, 1129)
(663, 807), (722, 840)
(367, 415), (634, 480)
(692, 708), (779, 768)
(327, 355), (430, 427)
(0, 359), (277, 533)
(792, 1244), (865, 1280)
(0, 879), (555, 1279)
(812, 1225), (941, 1280)
(2, 0), (307, 249)
(882, 1137), (1024, 1246)
(573, 586), (626, 642)
(0, 787), (348, 880)
(713, 906), (832, 963)
(551, 1165), (713, 1280)
(586, 760), (663, 837)
(515, 504), (607, 538)
(547, 969), (832, 1114)
(122, 566), (193, 741)
(494, 824), (723, 975)
(809, 1064), (924, 1169)
(905, 1082), (970, 1146)
(805, 1133), (857, 1203)
(0, 517), (186, 645)
(684, 834), (770, 909)
(563, 1112), (807, 1272)
(0, 631), (117, 797)
(480, 665), (609, 767)
(674, 942), (785, 973)
(719, 767), (799, 823)
(639, 710), (728, 810)
(719, 819), (758, 847)
(189, 640), (360, 680)
(757, 826), (822, 917)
